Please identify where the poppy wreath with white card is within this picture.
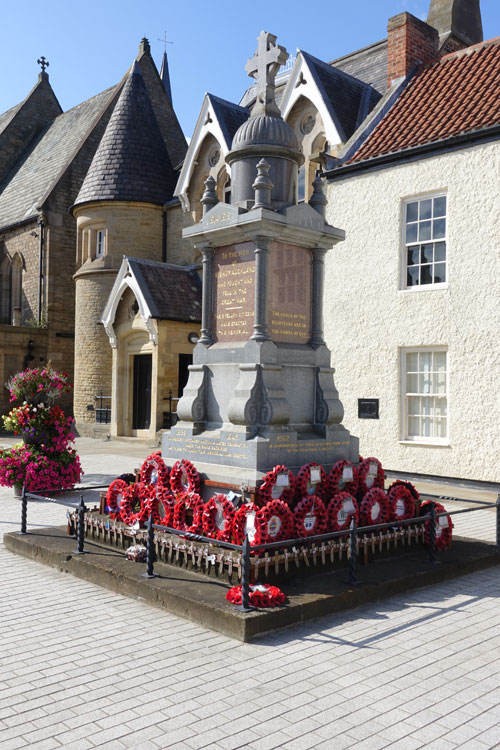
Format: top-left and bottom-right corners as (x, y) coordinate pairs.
(140, 451), (170, 492)
(295, 462), (328, 501)
(106, 478), (129, 520)
(327, 492), (359, 532)
(170, 459), (201, 495)
(359, 488), (390, 527)
(120, 482), (152, 526)
(146, 487), (175, 528)
(420, 501), (453, 550)
(357, 457), (385, 498)
(202, 494), (235, 542)
(257, 465), (295, 506)
(226, 583), (286, 608)
(294, 495), (327, 538)
(388, 480), (420, 503)
(172, 491), (204, 534)
(232, 503), (262, 546)
(387, 483), (416, 522)
(328, 460), (359, 499)
(255, 499), (294, 543)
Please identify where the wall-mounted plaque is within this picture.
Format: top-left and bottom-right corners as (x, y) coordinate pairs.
(358, 398), (379, 419)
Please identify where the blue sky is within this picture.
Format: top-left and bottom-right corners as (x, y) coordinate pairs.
(1, 0), (499, 139)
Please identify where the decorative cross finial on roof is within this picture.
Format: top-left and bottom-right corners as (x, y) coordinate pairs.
(158, 31), (173, 52)
(245, 31), (288, 117)
(37, 56), (49, 74)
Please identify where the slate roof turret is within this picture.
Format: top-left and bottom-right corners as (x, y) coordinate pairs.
(73, 61), (176, 209)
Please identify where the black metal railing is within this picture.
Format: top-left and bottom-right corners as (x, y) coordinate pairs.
(15, 486), (500, 614)
(94, 391), (111, 424)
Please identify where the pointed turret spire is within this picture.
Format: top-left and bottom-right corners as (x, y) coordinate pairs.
(160, 51), (172, 104)
(73, 60), (175, 209)
(427, 0), (483, 49)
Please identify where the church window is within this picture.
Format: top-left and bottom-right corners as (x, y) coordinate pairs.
(401, 348), (448, 443)
(223, 177), (231, 204)
(96, 229), (105, 258)
(404, 194), (446, 288)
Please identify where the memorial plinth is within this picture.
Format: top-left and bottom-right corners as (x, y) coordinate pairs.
(162, 31), (358, 486)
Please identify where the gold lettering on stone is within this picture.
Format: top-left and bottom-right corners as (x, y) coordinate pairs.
(268, 242), (311, 343)
(213, 242), (255, 342)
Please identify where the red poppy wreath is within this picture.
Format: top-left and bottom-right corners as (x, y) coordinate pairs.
(327, 492), (359, 532)
(226, 583), (286, 608)
(202, 494), (235, 542)
(173, 491), (205, 534)
(328, 460), (359, 499)
(295, 462), (328, 501)
(140, 451), (169, 491)
(147, 487), (175, 528)
(420, 501), (453, 550)
(255, 499), (294, 543)
(359, 488), (390, 527)
(232, 503), (261, 546)
(106, 478), (129, 520)
(387, 483), (416, 522)
(170, 459), (201, 495)
(257, 465), (295, 506)
(294, 495), (327, 538)
(120, 482), (152, 526)
(358, 457), (385, 498)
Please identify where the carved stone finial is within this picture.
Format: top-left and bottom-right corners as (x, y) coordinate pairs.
(37, 56), (49, 80)
(309, 172), (328, 218)
(252, 159), (273, 210)
(138, 37), (151, 56)
(201, 176), (218, 215)
(245, 31), (288, 117)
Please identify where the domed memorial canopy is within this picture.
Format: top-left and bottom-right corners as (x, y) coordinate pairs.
(227, 31), (304, 210)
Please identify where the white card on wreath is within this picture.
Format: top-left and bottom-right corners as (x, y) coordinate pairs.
(276, 473), (289, 487)
(342, 466), (354, 482)
(368, 462), (378, 476)
(310, 468), (321, 484)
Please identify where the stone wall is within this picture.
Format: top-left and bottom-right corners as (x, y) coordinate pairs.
(0, 327), (48, 418)
(325, 140), (500, 482)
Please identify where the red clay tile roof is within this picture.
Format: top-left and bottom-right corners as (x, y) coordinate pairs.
(349, 37), (500, 164)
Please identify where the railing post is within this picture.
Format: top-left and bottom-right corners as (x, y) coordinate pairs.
(18, 485), (28, 535)
(428, 502), (437, 564)
(74, 496), (87, 555)
(142, 515), (157, 579)
(496, 495), (500, 547)
(348, 518), (358, 585)
(237, 534), (253, 612)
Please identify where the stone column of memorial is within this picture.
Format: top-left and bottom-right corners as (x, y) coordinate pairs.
(162, 31), (358, 489)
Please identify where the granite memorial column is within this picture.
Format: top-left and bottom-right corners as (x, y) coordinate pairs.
(310, 247), (326, 347)
(199, 244), (215, 345)
(251, 236), (270, 341)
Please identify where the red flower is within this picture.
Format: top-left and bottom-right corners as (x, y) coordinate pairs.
(359, 488), (390, 527)
(202, 494), (235, 542)
(172, 491), (204, 534)
(357, 458), (385, 499)
(140, 452), (169, 492)
(295, 462), (328, 501)
(328, 460), (359, 499)
(257, 465), (295, 506)
(255, 499), (294, 543)
(170, 459), (200, 494)
(294, 496), (327, 538)
(327, 492), (359, 532)
(226, 583), (286, 608)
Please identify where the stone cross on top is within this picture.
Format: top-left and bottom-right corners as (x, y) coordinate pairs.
(37, 56), (49, 77)
(245, 31), (288, 118)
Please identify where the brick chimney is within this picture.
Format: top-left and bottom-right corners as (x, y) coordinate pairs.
(387, 12), (439, 87)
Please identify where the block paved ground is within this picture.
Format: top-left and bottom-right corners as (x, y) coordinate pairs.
(1, 438), (500, 749)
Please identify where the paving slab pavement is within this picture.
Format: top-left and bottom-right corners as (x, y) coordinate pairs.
(1, 438), (500, 748)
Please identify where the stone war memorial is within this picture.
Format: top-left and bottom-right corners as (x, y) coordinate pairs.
(9, 28), (496, 641)
(162, 31), (359, 489)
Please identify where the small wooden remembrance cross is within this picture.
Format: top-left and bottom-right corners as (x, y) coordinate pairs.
(245, 31), (288, 117)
